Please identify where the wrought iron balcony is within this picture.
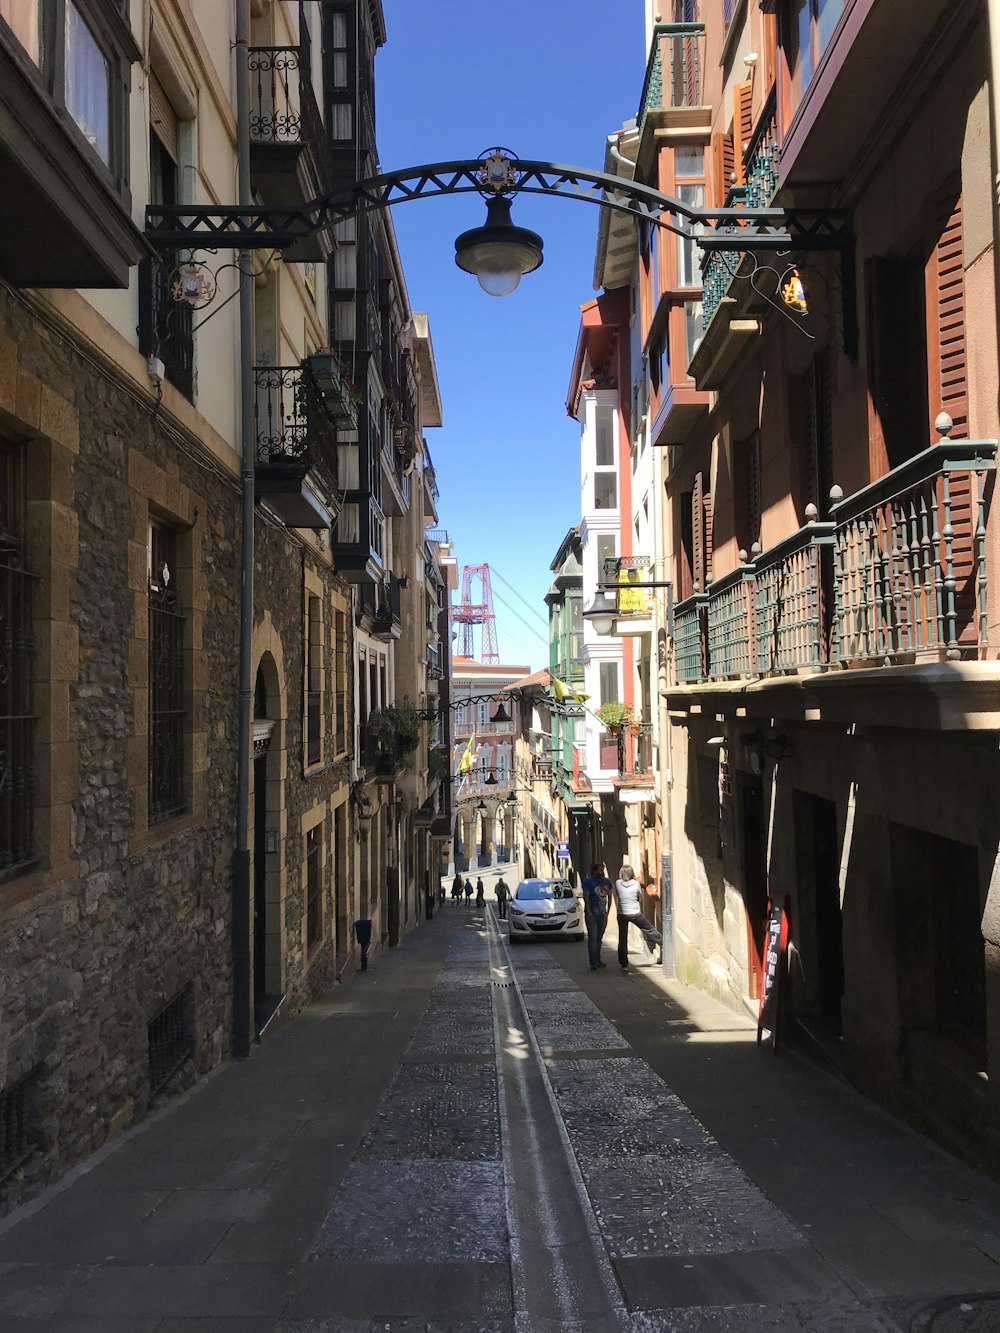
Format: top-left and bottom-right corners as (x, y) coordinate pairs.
(254, 364), (340, 529)
(701, 90), (780, 332)
(247, 39), (331, 258)
(673, 442), (997, 685)
(638, 23), (705, 131)
(357, 573), (402, 641)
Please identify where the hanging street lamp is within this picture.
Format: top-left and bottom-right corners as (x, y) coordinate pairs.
(454, 195), (544, 297)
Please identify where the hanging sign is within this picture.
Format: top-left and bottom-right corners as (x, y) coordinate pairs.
(557, 840), (570, 859)
(757, 898), (790, 1052)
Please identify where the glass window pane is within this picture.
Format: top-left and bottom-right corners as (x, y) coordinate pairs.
(796, 0), (815, 93)
(64, 2), (110, 163)
(684, 300), (703, 368)
(816, 0), (844, 53)
(675, 146), (704, 178)
(0, 0), (39, 62)
(594, 407), (614, 466)
(599, 663), (618, 705)
(594, 472), (617, 510)
(675, 184), (705, 288)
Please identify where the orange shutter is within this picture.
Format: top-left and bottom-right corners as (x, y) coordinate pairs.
(702, 486), (714, 583)
(711, 131), (735, 206)
(926, 192), (969, 439)
(733, 80), (754, 184)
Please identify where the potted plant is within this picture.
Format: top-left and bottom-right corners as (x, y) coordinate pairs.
(366, 699), (422, 762)
(595, 701), (637, 733)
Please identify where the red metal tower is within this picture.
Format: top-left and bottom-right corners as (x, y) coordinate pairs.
(453, 564), (500, 663)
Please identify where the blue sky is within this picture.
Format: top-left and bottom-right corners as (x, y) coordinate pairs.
(377, 2), (645, 671)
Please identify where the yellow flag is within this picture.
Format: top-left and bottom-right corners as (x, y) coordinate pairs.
(551, 676), (591, 705)
(459, 734), (477, 773)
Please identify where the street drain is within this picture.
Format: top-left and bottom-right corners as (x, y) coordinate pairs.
(492, 981), (514, 988)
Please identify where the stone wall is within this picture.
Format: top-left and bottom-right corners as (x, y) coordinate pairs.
(0, 287), (357, 1217)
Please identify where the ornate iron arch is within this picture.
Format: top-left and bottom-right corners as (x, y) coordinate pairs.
(144, 148), (848, 256)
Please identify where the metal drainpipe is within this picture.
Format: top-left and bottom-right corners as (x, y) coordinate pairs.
(990, 0), (1000, 207)
(231, 0), (254, 1059)
(651, 421), (676, 978)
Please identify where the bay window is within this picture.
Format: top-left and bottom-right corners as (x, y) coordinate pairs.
(787, 0), (846, 112)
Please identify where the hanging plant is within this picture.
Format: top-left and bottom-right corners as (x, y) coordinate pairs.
(366, 700), (422, 755)
(595, 701), (637, 731)
(427, 745), (449, 782)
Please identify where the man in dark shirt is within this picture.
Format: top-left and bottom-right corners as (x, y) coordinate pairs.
(495, 877), (510, 919)
(580, 862), (613, 970)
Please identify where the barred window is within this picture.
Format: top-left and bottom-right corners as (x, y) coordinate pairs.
(306, 595), (321, 766)
(334, 608), (347, 755)
(148, 521), (187, 823)
(305, 823), (322, 949)
(0, 434), (39, 883)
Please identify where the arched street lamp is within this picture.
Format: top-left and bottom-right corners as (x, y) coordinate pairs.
(582, 587), (618, 636)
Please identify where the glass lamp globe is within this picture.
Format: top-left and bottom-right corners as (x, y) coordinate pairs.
(455, 197), (543, 298)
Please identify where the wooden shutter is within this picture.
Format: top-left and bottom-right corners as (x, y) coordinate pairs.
(702, 485), (714, 583)
(711, 131), (735, 207)
(733, 81), (754, 184)
(149, 74), (179, 163)
(804, 353), (834, 517)
(926, 191), (969, 440)
(692, 472), (705, 591)
(926, 192), (975, 642)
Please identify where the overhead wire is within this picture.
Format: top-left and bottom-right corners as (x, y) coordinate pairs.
(489, 565), (549, 626)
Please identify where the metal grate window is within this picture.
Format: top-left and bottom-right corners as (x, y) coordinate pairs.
(306, 824), (322, 949)
(306, 595), (321, 766)
(148, 985), (195, 1092)
(148, 523), (187, 824)
(0, 1071), (36, 1182)
(334, 609), (347, 755)
(0, 435), (39, 883)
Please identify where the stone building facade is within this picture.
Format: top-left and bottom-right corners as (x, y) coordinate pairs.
(0, 0), (447, 1216)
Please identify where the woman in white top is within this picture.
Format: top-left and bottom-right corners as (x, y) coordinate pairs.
(613, 864), (662, 972)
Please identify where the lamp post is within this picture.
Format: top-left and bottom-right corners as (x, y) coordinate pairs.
(454, 196), (544, 297)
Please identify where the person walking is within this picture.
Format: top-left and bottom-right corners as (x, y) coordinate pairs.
(614, 863), (662, 972)
(464, 877), (473, 905)
(475, 877), (485, 907)
(495, 877), (510, 920)
(452, 873), (463, 905)
(581, 862), (613, 970)
(438, 878), (446, 908)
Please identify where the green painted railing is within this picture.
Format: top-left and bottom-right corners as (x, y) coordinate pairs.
(638, 23), (705, 132)
(670, 441), (998, 687)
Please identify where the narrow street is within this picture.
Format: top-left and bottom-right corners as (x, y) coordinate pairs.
(2, 865), (999, 1332)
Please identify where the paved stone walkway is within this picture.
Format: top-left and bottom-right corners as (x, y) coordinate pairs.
(1, 865), (999, 1331)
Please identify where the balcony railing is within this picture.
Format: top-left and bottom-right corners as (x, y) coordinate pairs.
(673, 443), (997, 685)
(673, 592), (708, 683)
(754, 517), (834, 674)
(832, 441), (995, 664)
(638, 23), (705, 131)
(253, 364), (338, 497)
(701, 89), (780, 331)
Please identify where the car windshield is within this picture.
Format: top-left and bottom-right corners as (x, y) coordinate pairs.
(516, 880), (575, 901)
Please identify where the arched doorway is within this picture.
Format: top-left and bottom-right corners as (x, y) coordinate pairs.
(252, 657), (282, 1033)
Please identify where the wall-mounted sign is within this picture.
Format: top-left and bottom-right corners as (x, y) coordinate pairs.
(557, 840), (570, 859)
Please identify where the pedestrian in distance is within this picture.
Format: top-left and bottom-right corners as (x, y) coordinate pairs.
(438, 879), (446, 908)
(475, 877), (485, 907)
(452, 872), (463, 904)
(581, 862), (613, 970)
(464, 877), (473, 904)
(614, 863), (662, 972)
(495, 877), (510, 919)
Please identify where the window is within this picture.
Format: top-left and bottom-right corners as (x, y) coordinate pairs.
(0, 434), (38, 883)
(594, 473), (617, 510)
(305, 824), (322, 949)
(594, 407), (614, 467)
(140, 125), (194, 400)
(596, 534), (617, 582)
(786, 0), (845, 112)
(64, 1), (110, 163)
(306, 596), (321, 766)
(1, 0), (40, 62)
(334, 609), (347, 756)
(599, 663), (618, 706)
(148, 521), (187, 824)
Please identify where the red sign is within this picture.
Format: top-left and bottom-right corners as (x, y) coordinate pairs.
(757, 898), (789, 1052)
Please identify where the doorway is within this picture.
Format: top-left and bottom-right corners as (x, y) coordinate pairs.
(794, 791), (844, 1035)
(740, 774), (768, 998)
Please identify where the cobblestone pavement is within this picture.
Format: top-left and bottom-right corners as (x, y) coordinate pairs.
(1, 866), (1000, 1331)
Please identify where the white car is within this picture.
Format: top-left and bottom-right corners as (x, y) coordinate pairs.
(507, 879), (584, 944)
